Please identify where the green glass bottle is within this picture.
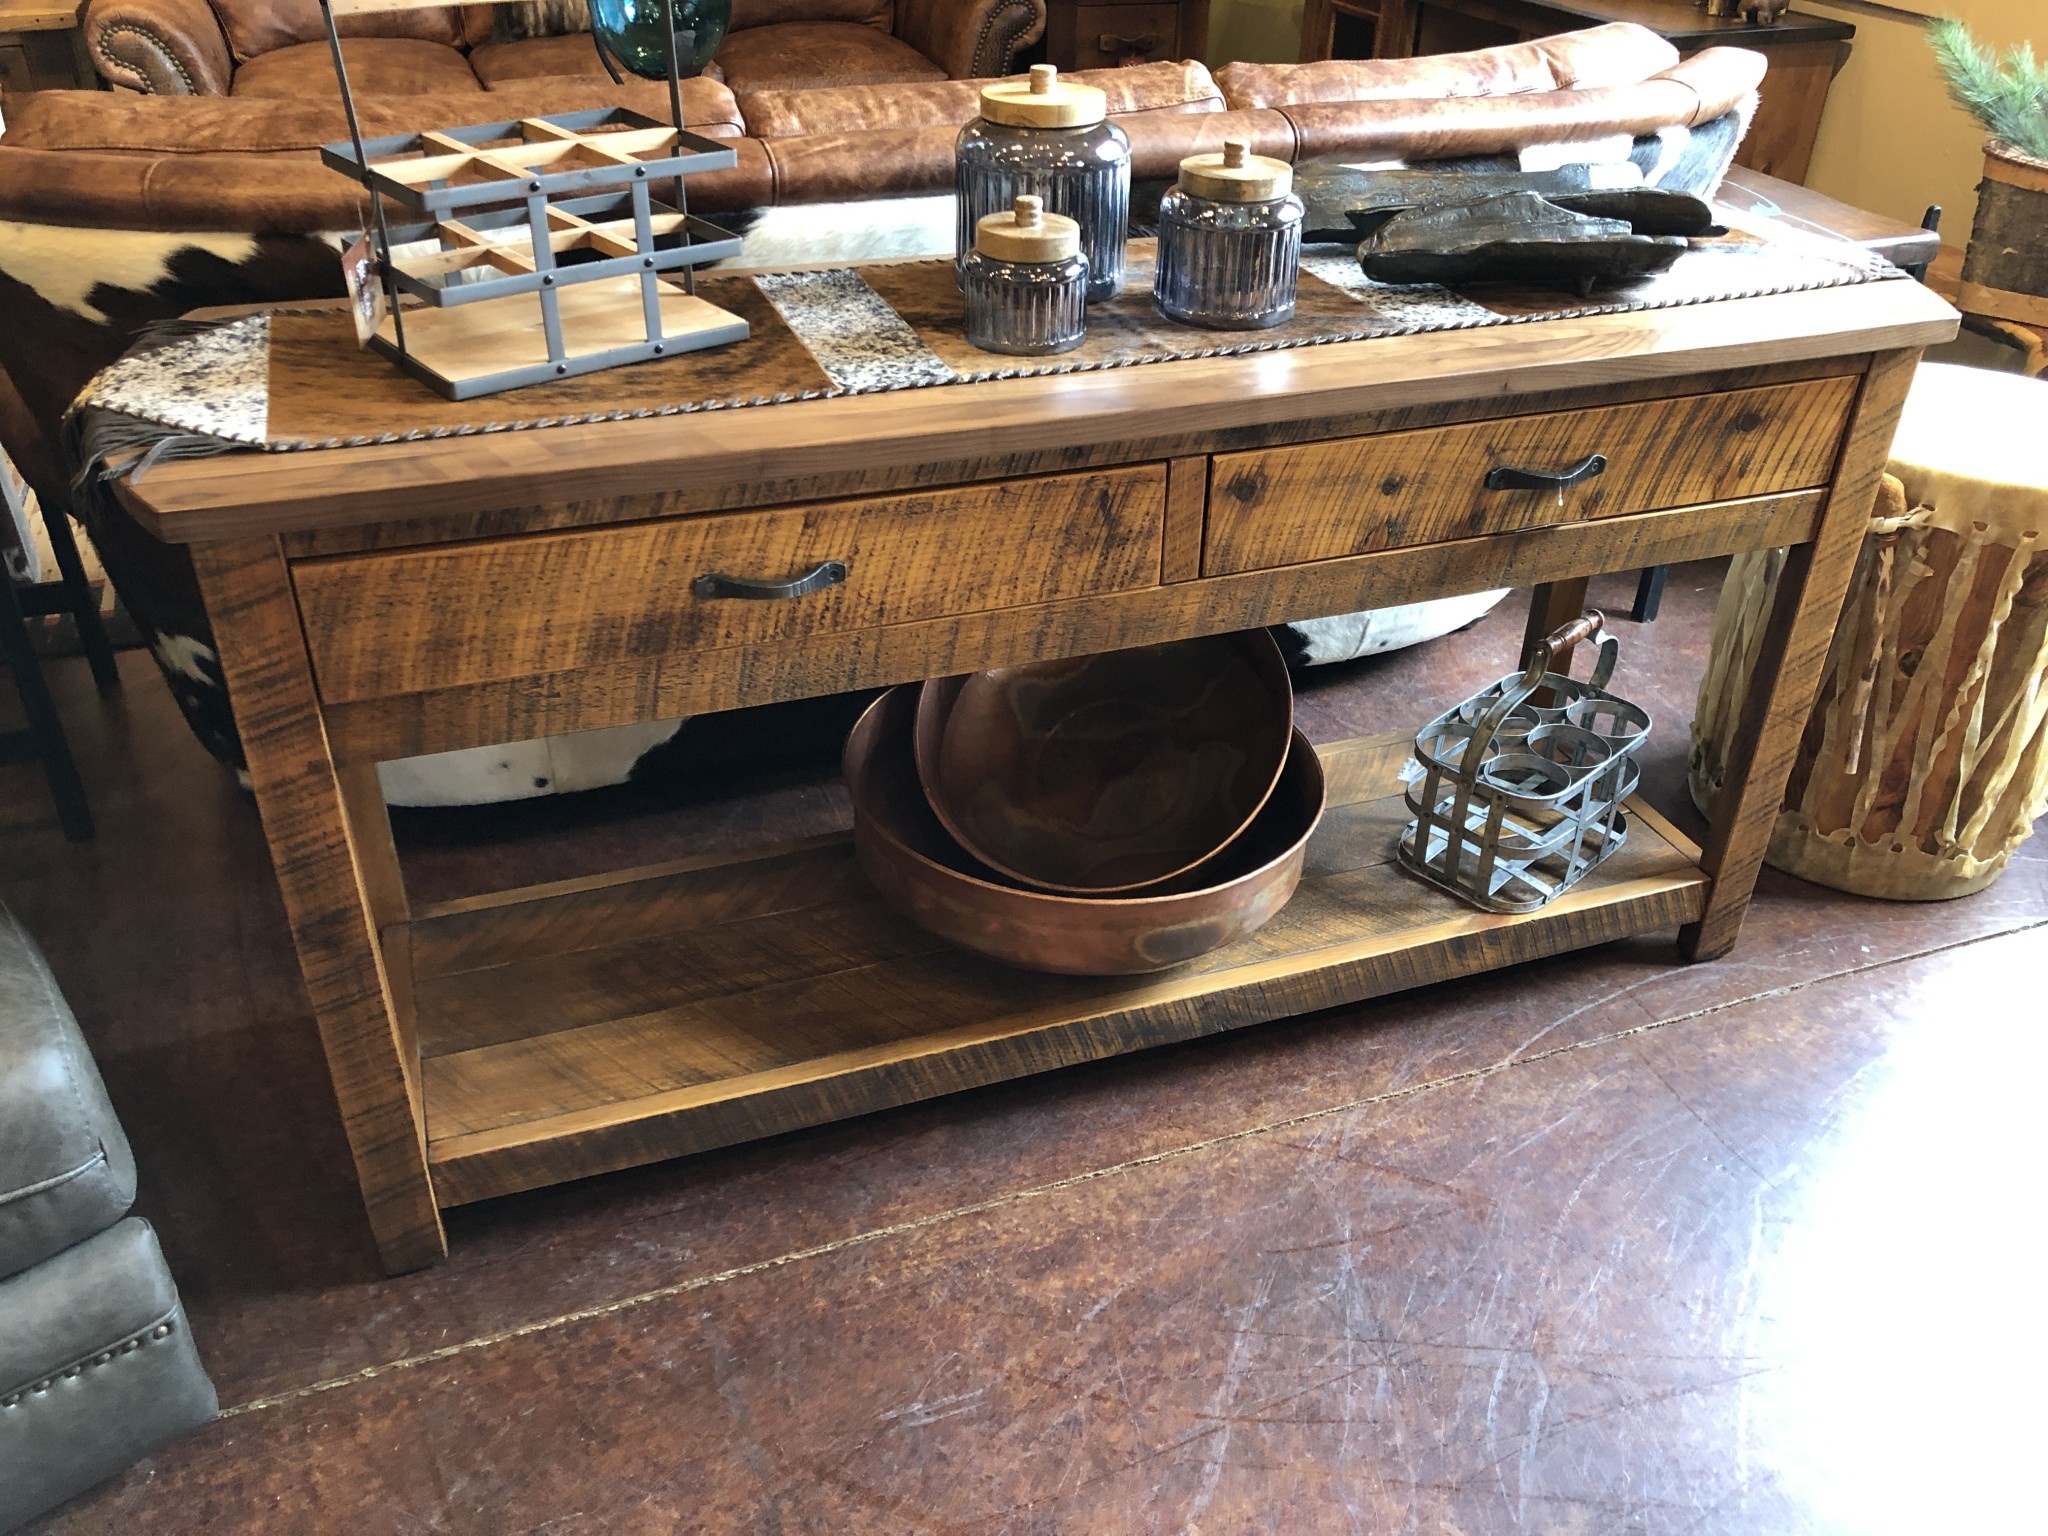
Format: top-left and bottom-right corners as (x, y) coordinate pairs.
(589, 0), (729, 79)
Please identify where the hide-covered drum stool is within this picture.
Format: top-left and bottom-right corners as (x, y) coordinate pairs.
(1692, 362), (2048, 898)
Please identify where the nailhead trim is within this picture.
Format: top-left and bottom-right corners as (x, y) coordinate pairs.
(94, 23), (200, 95)
(972, 0), (1039, 80)
(1, 1319), (178, 1408)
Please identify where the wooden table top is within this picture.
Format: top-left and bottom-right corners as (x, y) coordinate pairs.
(1718, 169), (1942, 269)
(0, 0), (83, 31)
(118, 278), (1956, 544)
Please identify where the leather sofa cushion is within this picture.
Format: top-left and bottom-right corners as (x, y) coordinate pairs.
(467, 36), (734, 88)
(1279, 49), (1764, 161)
(1219, 21), (1679, 109)
(206, 0), (467, 63)
(740, 58), (1221, 138)
(470, 31), (609, 87)
(0, 906), (136, 1282)
(1, 76), (750, 150)
(715, 21), (945, 94)
(728, 0), (892, 32)
(0, 1220), (217, 1533)
(753, 106), (1294, 201)
(232, 37), (484, 98)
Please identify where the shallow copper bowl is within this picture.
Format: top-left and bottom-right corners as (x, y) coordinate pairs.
(849, 687), (1325, 976)
(913, 631), (1294, 895)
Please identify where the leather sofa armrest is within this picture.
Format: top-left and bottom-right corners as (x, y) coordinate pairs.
(892, 0), (1045, 81)
(1655, 46), (1768, 126)
(82, 0), (235, 95)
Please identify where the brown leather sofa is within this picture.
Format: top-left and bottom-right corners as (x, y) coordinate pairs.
(1, 26), (1761, 231)
(0, 21), (1766, 770)
(81, 0), (1046, 98)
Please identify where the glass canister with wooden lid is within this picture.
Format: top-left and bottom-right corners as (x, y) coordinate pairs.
(955, 63), (1131, 303)
(962, 195), (1090, 356)
(1154, 139), (1305, 329)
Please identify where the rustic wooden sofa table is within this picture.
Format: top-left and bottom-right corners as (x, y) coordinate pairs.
(116, 276), (1955, 1273)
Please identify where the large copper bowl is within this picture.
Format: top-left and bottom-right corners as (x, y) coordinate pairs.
(912, 631), (1294, 895)
(848, 687), (1324, 975)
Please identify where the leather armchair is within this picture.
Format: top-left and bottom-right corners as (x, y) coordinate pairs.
(84, 0), (234, 94)
(81, 0), (1046, 97)
(891, 0), (1044, 81)
(0, 905), (217, 1531)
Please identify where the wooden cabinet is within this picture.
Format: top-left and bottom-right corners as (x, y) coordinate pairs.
(1045, 0), (1208, 71)
(0, 0), (94, 103)
(1300, 0), (1854, 186)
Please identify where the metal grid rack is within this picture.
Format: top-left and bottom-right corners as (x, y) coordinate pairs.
(315, 0), (747, 399)
(1398, 612), (1652, 914)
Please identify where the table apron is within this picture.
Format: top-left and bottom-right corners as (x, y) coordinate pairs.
(314, 487), (1827, 766)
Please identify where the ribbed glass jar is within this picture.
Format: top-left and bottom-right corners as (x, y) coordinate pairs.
(955, 120), (1131, 303)
(1154, 187), (1306, 329)
(962, 248), (1089, 355)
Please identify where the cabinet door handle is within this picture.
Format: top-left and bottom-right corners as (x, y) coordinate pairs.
(1484, 453), (1608, 492)
(1098, 31), (1160, 54)
(692, 559), (847, 601)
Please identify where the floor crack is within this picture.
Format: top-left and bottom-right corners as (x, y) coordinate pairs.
(217, 915), (2046, 1422)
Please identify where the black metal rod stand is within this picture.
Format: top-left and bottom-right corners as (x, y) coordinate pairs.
(2, 568), (94, 841)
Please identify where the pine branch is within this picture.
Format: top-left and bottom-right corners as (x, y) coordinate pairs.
(1928, 16), (2048, 161)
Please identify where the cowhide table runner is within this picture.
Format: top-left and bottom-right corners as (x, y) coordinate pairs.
(77, 234), (1901, 455)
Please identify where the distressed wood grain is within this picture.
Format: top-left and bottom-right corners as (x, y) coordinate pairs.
(190, 538), (445, 1273)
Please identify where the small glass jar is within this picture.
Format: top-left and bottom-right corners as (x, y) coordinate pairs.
(1155, 140), (1305, 330)
(962, 195), (1089, 356)
(956, 64), (1130, 303)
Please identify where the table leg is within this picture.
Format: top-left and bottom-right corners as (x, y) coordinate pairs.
(336, 761), (420, 1073)
(1679, 349), (1922, 962)
(1523, 576), (1591, 695)
(192, 537), (446, 1273)
(1523, 577), (1590, 652)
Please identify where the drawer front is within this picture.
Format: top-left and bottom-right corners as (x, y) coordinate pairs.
(1203, 377), (1859, 576)
(297, 465), (1167, 705)
(1069, 3), (1180, 67)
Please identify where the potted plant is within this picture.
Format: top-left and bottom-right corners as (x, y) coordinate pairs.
(1929, 18), (2048, 328)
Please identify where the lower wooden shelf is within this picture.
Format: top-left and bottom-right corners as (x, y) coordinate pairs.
(408, 732), (1708, 1206)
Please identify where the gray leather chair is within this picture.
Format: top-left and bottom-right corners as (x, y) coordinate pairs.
(1, 904), (216, 1532)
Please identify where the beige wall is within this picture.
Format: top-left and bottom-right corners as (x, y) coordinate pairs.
(1200, 0), (2039, 236)
(1205, 0), (1304, 66)
(1800, 0), (2038, 236)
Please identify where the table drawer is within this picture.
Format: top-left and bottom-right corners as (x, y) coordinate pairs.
(1202, 376), (1859, 576)
(1067, 3), (1180, 67)
(296, 465), (1167, 705)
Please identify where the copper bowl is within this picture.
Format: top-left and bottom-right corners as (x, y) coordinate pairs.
(912, 631), (1294, 895)
(848, 686), (1325, 975)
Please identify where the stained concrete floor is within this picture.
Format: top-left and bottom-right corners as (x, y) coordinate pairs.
(4, 562), (2042, 1534)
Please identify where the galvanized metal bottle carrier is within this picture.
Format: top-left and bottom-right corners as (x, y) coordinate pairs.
(315, 0), (747, 399)
(1399, 612), (1651, 913)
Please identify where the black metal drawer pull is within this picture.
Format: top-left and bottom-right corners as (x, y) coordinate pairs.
(1484, 453), (1608, 492)
(692, 560), (848, 601)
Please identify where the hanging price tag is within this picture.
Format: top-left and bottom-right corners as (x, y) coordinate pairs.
(340, 232), (388, 347)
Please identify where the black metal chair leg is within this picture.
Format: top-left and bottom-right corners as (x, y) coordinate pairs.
(2, 574), (94, 841)
(1630, 564), (1668, 623)
(38, 504), (120, 696)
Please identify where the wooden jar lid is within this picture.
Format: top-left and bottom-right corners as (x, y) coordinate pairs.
(979, 64), (1107, 130)
(975, 194), (1082, 263)
(1178, 139), (1292, 202)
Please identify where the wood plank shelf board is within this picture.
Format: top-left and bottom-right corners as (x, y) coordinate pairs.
(414, 733), (1708, 1206)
